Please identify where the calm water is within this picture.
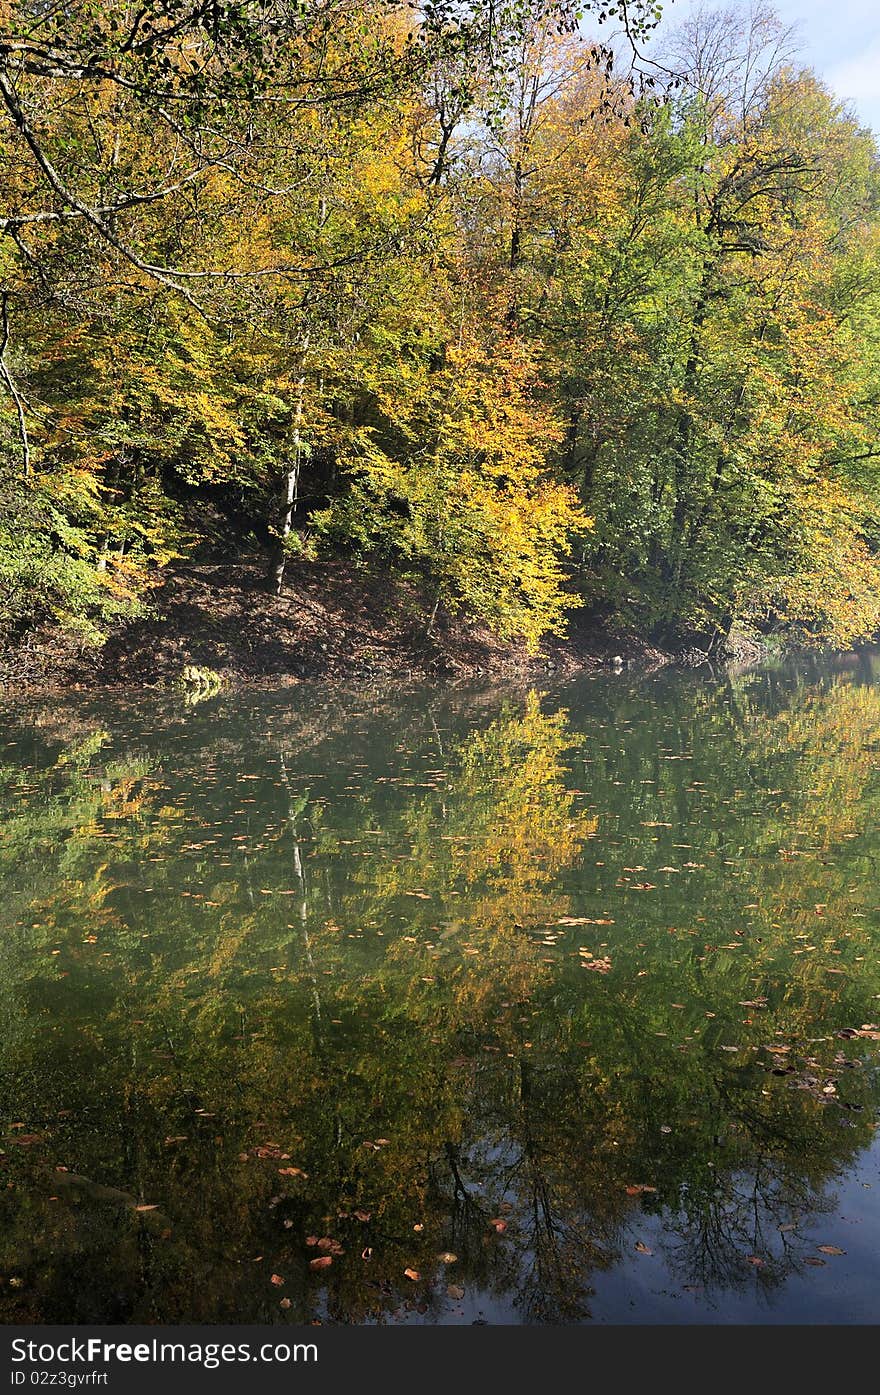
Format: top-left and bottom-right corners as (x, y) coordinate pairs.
(1, 655), (880, 1325)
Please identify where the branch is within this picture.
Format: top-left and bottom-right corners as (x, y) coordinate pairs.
(0, 65), (211, 319)
(0, 290), (31, 478)
(826, 447), (880, 466)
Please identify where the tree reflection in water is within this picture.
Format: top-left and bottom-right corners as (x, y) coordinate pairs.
(1, 660), (878, 1323)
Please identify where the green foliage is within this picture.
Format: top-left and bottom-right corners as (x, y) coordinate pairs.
(0, 468), (147, 643)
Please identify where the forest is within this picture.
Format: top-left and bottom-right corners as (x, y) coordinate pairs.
(2, 0), (880, 671)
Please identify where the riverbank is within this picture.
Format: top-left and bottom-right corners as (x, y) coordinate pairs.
(0, 558), (686, 694)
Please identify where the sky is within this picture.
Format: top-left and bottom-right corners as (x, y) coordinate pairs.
(636, 0), (880, 133)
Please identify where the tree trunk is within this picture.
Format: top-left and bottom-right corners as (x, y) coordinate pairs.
(267, 346), (308, 596)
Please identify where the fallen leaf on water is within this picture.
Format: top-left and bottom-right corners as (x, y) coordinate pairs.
(817, 1245), (845, 1255)
(746, 1255), (764, 1266)
(135, 1204), (159, 1212)
(316, 1237), (344, 1255)
(270, 1274), (285, 1286)
(309, 1256), (332, 1271)
(447, 1285), (465, 1300)
(404, 1268), (421, 1281)
(278, 1167), (308, 1178)
(438, 1252), (458, 1264)
(280, 1298), (291, 1309)
(556, 916), (615, 926)
(488, 1218), (507, 1234)
(804, 1258), (826, 1266)
(634, 1242), (652, 1255)
(353, 1209), (371, 1222)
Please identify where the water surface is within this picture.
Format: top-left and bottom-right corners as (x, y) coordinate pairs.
(1, 654), (879, 1324)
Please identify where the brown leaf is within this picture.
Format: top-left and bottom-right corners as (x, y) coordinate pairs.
(817, 1245), (846, 1255)
(447, 1284), (465, 1300)
(270, 1274), (285, 1286)
(279, 1298), (292, 1309)
(488, 1218), (507, 1234)
(353, 1209), (371, 1222)
(634, 1242), (652, 1255)
(403, 1267), (420, 1281)
(309, 1256), (332, 1271)
(316, 1236), (343, 1253)
(135, 1204), (159, 1212)
(581, 957), (612, 973)
(278, 1166), (308, 1178)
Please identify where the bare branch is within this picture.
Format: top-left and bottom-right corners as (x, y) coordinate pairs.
(0, 290), (31, 478)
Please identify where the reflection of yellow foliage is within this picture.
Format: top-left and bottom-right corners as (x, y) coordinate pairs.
(746, 681), (880, 848)
(350, 691), (597, 935)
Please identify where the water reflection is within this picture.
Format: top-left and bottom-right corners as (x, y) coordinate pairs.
(1, 659), (879, 1323)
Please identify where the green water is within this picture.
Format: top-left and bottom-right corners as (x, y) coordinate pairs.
(1, 655), (879, 1325)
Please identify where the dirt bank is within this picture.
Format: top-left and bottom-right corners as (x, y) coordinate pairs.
(0, 558), (676, 694)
